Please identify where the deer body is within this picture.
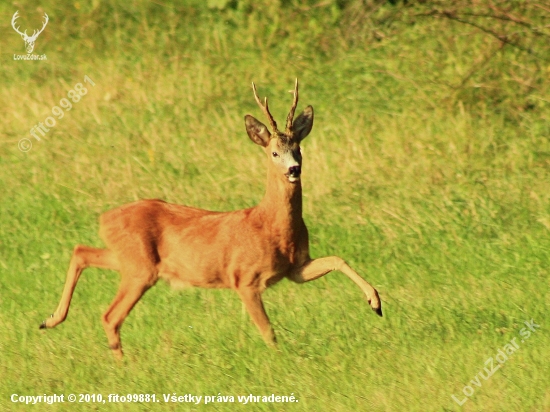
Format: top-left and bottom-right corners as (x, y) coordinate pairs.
(100, 179), (308, 292)
(40, 81), (382, 359)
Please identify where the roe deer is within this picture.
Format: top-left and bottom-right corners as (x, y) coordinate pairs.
(40, 80), (382, 359)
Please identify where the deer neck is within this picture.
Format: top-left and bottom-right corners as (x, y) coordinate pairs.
(258, 165), (303, 229)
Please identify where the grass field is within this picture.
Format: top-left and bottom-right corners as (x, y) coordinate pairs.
(1, 1), (549, 411)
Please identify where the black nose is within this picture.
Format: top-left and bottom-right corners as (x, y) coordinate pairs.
(289, 166), (301, 177)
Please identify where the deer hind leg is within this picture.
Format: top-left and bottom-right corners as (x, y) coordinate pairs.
(289, 256), (382, 316)
(236, 286), (277, 346)
(40, 246), (119, 329)
(102, 271), (155, 360)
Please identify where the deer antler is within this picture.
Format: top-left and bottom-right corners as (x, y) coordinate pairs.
(285, 78), (299, 134)
(11, 11), (27, 37)
(30, 13), (49, 40)
(252, 82), (278, 132)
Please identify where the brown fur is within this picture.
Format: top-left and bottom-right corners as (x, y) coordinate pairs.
(40, 82), (382, 359)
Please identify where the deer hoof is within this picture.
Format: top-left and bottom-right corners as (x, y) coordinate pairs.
(373, 306), (383, 317)
(39, 314), (54, 329)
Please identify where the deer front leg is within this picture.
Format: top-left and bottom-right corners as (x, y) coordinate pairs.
(236, 287), (277, 346)
(289, 257), (382, 316)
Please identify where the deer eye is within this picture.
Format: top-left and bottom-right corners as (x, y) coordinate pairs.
(272, 152), (279, 157)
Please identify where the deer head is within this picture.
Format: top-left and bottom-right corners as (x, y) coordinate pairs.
(245, 80), (314, 183)
(12, 11), (49, 54)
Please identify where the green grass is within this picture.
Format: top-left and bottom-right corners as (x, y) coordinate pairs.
(1, 1), (549, 411)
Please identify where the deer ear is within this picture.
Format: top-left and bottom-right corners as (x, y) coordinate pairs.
(293, 106), (314, 142)
(245, 115), (271, 147)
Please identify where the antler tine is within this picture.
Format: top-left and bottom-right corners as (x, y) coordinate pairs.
(30, 13), (49, 39)
(39, 13), (49, 33)
(285, 78), (299, 134)
(11, 11), (26, 36)
(252, 82), (278, 132)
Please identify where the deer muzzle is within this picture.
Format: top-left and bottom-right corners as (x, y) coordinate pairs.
(287, 166), (301, 182)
